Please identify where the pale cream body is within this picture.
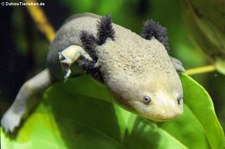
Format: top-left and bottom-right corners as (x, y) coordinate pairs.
(48, 13), (183, 120)
(2, 14), (184, 133)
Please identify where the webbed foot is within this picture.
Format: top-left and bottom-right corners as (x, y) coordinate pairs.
(59, 45), (93, 81)
(59, 52), (72, 81)
(1, 110), (23, 133)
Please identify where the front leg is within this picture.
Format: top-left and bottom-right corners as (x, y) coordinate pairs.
(59, 45), (93, 81)
(170, 57), (185, 72)
(1, 69), (52, 133)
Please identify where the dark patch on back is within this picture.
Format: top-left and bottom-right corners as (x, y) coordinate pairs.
(141, 20), (169, 50)
(96, 15), (115, 45)
(78, 15), (116, 82)
(78, 59), (104, 82)
(80, 31), (98, 62)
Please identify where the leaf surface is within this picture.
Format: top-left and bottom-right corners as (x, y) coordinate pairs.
(1, 74), (224, 149)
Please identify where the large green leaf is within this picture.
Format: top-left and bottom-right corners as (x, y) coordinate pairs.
(1, 74), (224, 149)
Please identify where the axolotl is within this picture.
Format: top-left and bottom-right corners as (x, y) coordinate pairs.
(1, 13), (185, 133)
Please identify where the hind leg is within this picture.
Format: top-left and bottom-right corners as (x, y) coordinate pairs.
(1, 69), (52, 133)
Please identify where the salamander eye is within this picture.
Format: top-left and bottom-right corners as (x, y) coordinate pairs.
(143, 96), (151, 104)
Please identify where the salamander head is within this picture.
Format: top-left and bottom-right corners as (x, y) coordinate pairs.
(95, 18), (184, 121)
(112, 72), (183, 121)
(105, 38), (183, 121)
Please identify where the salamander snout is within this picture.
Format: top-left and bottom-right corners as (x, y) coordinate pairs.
(128, 91), (183, 121)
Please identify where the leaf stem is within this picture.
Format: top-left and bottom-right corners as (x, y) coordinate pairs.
(185, 65), (216, 75)
(23, 0), (55, 41)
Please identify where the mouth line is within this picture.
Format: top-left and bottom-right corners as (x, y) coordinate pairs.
(148, 114), (181, 121)
(140, 109), (183, 121)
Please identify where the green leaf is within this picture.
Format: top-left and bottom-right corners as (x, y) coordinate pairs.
(1, 74), (224, 149)
(180, 74), (224, 149)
